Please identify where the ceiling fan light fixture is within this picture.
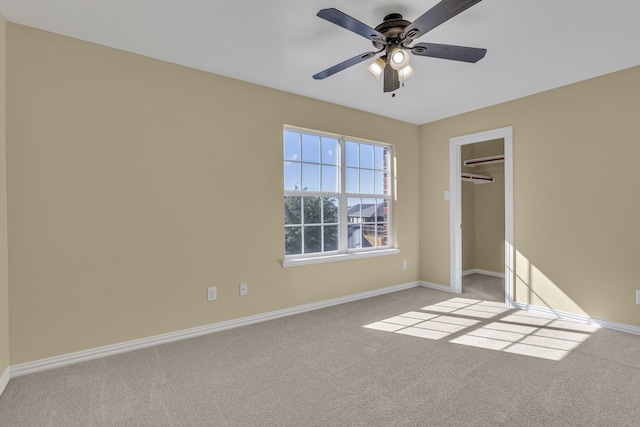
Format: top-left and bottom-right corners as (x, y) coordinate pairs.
(389, 47), (410, 70)
(366, 57), (386, 80)
(398, 64), (415, 81)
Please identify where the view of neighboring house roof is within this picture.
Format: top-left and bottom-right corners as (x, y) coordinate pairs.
(347, 203), (384, 220)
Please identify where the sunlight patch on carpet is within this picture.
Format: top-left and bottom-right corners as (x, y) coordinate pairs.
(363, 298), (598, 361)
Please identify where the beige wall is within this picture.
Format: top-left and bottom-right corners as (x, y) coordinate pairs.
(0, 14), (9, 374)
(6, 23), (420, 364)
(4, 20), (640, 366)
(420, 65), (640, 327)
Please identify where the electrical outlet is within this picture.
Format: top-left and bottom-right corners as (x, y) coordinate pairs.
(240, 283), (248, 296)
(207, 286), (217, 302)
(636, 290), (640, 304)
(402, 260), (408, 270)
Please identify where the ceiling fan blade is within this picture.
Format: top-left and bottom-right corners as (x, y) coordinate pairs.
(313, 51), (377, 80)
(317, 8), (386, 43)
(411, 42), (486, 63)
(401, 0), (483, 41)
(383, 62), (400, 93)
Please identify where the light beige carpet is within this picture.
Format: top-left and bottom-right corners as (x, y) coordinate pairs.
(1, 275), (639, 426)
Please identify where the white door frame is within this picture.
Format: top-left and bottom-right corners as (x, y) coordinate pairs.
(449, 126), (514, 307)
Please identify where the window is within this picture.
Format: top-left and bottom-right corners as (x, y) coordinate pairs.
(284, 127), (392, 261)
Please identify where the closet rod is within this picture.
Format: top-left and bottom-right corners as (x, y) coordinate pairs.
(461, 173), (494, 184)
(464, 155), (505, 167)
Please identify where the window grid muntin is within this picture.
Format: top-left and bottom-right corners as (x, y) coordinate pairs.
(284, 194), (340, 256)
(284, 127), (392, 259)
(346, 196), (390, 250)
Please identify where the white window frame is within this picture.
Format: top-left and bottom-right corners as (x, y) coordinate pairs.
(282, 126), (399, 267)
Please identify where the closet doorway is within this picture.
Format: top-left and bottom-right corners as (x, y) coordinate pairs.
(449, 127), (514, 307)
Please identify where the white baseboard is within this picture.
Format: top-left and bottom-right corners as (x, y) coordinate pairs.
(414, 285), (640, 336)
(10, 281), (421, 379)
(462, 269), (505, 278)
(6, 282), (639, 396)
(419, 281), (455, 293)
(0, 366), (9, 397)
(513, 302), (640, 336)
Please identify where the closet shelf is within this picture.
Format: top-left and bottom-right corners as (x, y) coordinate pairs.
(464, 155), (505, 167)
(461, 173), (494, 184)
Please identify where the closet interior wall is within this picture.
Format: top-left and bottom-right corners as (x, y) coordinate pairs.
(461, 139), (505, 275)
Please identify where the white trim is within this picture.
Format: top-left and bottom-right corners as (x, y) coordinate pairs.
(513, 302), (640, 336)
(597, 320), (640, 336)
(416, 285), (640, 336)
(504, 128), (515, 307)
(449, 140), (462, 295)
(462, 269), (505, 278)
(10, 281), (420, 378)
(419, 281), (455, 293)
(449, 126), (514, 306)
(5, 285), (640, 390)
(0, 366), (9, 397)
(282, 248), (400, 267)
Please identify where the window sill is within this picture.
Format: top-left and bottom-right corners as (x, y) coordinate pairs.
(281, 248), (400, 268)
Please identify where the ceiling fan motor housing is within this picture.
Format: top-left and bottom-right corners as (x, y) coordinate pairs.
(372, 13), (411, 50)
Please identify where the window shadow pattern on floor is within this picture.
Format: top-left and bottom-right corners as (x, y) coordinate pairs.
(363, 298), (598, 361)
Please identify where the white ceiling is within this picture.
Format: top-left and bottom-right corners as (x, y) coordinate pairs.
(1, 0), (640, 125)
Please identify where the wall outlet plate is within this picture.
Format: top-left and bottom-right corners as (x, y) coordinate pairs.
(240, 283), (248, 296)
(207, 287), (217, 302)
(636, 289), (640, 305)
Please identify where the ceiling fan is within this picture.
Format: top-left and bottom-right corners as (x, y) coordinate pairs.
(312, 0), (487, 93)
